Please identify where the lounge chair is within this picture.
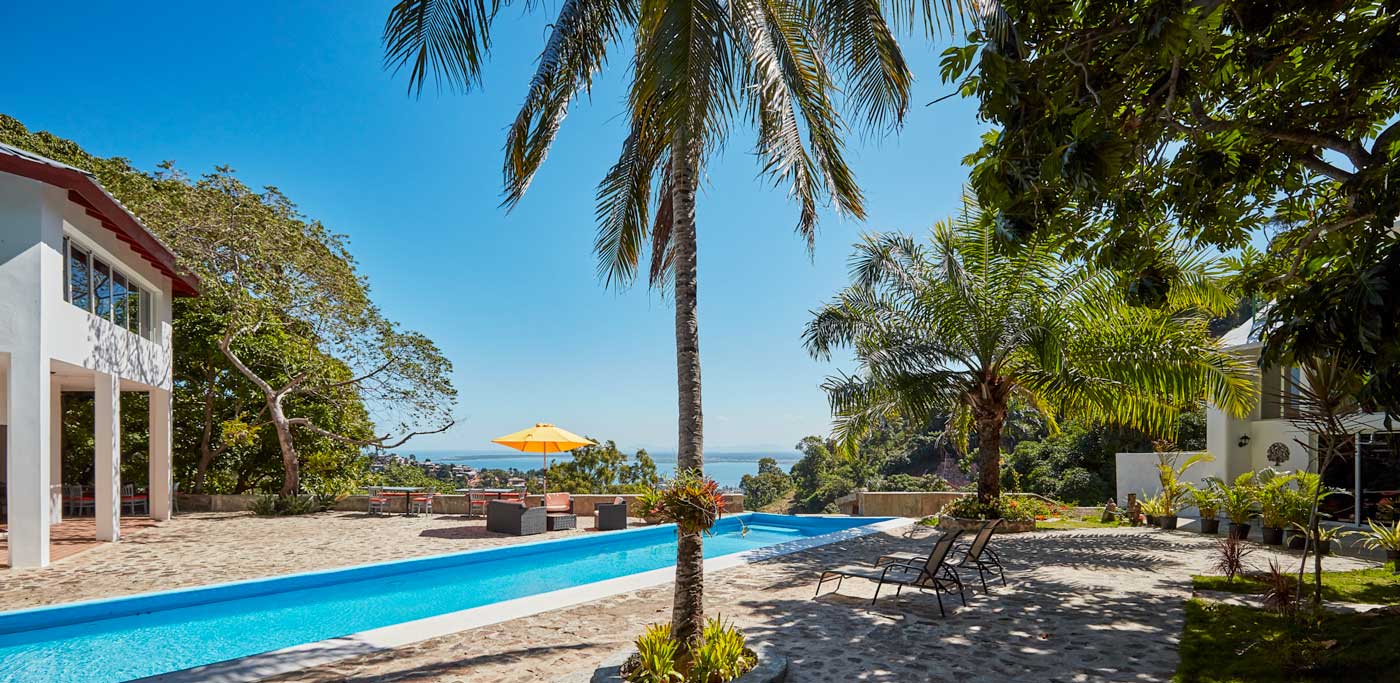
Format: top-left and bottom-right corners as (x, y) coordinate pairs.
(594, 497), (628, 531)
(877, 518), (1007, 591)
(487, 500), (547, 536)
(814, 528), (967, 616)
(543, 492), (572, 513)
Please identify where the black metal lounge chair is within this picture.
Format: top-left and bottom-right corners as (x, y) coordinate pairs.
(877, 518), (1007, 591)
(813, 528), (966, 616)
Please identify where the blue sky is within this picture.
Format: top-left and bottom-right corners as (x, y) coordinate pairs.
(1, 1), (987, 453)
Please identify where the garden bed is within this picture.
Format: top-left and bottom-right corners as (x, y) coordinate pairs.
(937, 517), (1036, 534)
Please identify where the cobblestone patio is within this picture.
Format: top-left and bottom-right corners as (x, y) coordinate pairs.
(0, 513), (1377, 682)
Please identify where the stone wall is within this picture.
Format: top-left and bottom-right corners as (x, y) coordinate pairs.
(177, 492), (745, 516)
(834, 491), (1069, 518)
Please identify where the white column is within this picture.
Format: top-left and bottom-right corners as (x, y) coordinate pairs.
(5, 352), (52, 567)
(49, 382), (63, 524)
(148, 388), (172, 521)
(95, 372), (121, 542)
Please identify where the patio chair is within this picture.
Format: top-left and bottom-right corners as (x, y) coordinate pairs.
(121, 484), (148, 516)
(367, 487), (390, 515)
(66, 485), (94, 517)
(877, 518), (1007, 591)
(487, 500), (547, 536)
(410, 492), (434, 515)
(814, 528), (967, 616)
(544, 492), (572, 513)
(466, 489), (489, 517)
(594, 497), (628, 531)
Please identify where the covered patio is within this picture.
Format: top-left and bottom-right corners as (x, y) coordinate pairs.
(0, 357), (174, 568)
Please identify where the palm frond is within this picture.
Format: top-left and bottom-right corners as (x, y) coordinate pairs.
(811, 0), (912, 130)
(503, 0), (637, 208)
(384, 0), (507, 95)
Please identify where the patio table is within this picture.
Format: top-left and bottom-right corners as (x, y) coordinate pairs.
(455, 488), (525, 516)
(377, 486), (427, 516)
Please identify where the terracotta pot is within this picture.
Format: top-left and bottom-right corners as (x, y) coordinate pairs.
(1227, 523), (1251, 540)
(1199, 518), (1220, 535)
(1262, 526), (1285, 545)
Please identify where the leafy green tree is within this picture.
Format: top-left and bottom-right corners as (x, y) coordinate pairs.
(541, 440), (661, 493)
(0, 115), (454, 497)
(941, 0), (1400, 413)
(739, 457), (793, 510)
(381, 0), (972, 649)
(804, 197), (1257, 503)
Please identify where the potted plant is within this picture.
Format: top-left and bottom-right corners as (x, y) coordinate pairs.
(1352, 519), (1400, 572)
(1285, 472), (1333, 550)
(1154, 452), (1212, 532)
(1256, 470), (1295, 546)
(1139, 493), (1162, 527)
(1189, 485), (1221, 534)
(1213, 472), (1258, 541)
(1292, 521), (1348, 556)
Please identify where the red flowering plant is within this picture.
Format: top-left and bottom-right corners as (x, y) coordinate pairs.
(637, 470), (727, 534)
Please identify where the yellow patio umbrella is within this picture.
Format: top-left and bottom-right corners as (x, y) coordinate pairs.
(491, 423), (595, 497)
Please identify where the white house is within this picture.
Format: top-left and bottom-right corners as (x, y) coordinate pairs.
(0, 143), (198, 568)
(1116, 315), (1396, 525)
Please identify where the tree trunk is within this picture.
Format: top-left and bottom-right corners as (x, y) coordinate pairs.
(196, 369), (218, 494)
(669, 136), (706, 653)
(971, 393), (1007, 505)
(268, 397), (299, 497)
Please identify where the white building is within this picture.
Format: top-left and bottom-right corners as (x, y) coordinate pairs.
(1, 143), (198, 568)
(1116, 316), (1395, 525)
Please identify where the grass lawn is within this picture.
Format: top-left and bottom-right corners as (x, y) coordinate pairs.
(1192, 565), (1400, 605)
(1176, 599), (1400, 682)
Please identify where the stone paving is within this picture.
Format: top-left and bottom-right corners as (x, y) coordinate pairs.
(0, 513), (1379, 682)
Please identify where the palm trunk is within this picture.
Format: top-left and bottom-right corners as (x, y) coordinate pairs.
(971, 393), (1007, 505)
(669, 136), (706, 653)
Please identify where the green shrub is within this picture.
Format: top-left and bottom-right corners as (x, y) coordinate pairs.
(623, 623), (682, 683)
(941, 495), (1061, 522)
(248, 494), (322, 516)
(688, 617), (756, 683)
(876, 473), (951, 492)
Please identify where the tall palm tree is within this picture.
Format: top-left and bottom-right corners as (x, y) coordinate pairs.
(804, 196), (1258, 504)
(382, 0), (972, 651)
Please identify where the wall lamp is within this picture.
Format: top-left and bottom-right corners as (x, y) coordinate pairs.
(1237, 434), (1252, 448)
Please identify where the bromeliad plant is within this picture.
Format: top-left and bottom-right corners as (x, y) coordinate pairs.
(639, 470), (727, 535)
(622, 618), (756, 683)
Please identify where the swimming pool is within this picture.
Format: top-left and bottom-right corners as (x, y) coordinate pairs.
(0, 513), (892, 683)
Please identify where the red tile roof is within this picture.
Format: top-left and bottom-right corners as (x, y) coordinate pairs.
(0, 143), (199, 297)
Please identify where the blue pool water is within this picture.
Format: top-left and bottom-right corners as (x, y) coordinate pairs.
(0, 513), (883, 683)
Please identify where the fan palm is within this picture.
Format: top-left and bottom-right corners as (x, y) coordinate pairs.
(382, 0), (974, 652)
(803, 196), (1257, 504)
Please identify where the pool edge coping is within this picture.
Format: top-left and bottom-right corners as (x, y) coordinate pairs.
(133, 515), (914, 683)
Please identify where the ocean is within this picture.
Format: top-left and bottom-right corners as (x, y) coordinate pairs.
(410, 450), (800, 488)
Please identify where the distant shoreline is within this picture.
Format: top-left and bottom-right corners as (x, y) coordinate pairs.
(398, 450), (802, 487)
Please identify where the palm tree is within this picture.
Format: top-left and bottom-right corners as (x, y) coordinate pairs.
(382, 0), (973, 652)
(803, 196), (1258, 504)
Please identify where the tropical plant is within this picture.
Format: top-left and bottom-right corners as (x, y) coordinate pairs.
(688, 617), (756, 683)
(1210, 473), (1259, 525)
(1156, 451), (1213, 515)
(381, 0), (977, 654)
(1211, 536), (1255, 584)
(943, 0), (1400, 415)
(942, 495), (1037, 523)
(1188, 485), (1219, 520)
(1261, 560), (1300, 618)
(804, 196), (1256, 504)
(624, 623), (683, 683)
(1353, 520), (1400, 553)
(1256, 469), (1298, 529)
(640, 471), (727, 534)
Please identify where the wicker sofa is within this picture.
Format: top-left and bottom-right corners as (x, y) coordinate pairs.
(487, 500), (547, 536)
(593, 499), (628, 531)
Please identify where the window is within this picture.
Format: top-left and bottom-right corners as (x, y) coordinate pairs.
(62, 235), (156, 339)
(93, 258), (111, 319)
(127, 286), (143, 334)
(69, 242), (92, 312)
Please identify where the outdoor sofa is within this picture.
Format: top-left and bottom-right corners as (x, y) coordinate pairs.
(487, 500), (547, 536)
